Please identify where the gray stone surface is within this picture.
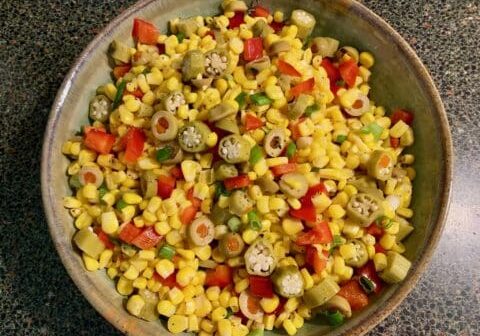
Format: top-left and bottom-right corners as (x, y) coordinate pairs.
(0, 0), (478, 335)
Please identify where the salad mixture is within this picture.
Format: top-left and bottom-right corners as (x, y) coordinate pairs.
(62, 1), (416, 335)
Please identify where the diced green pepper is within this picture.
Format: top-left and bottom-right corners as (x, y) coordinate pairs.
(112, 80), (126, 109)
(227, 216), (241, 232)
(156, 146), (173, 162)
(286, 142), (296, 159)
(158, 244), (176, 260)
(248, 210), (261, 231)
(335, 135), (348, 144)
(249, 145), (263, 165)
(250, 92), (272, 106)
(304, 103), (319, 117)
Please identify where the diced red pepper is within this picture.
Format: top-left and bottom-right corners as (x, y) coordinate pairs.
(249, 275), (274, 298)
(289, 118), (304, 140)
(132, 18), (159, 45)
(289, 206), (316, 223)
(374, 243), (386, 254)
(252, 5), (270, 18)
(338, 59), (359, 88)
(157, 175), (176, 199)
(366, 223), (384, 238)
(153, 272), (181, 288)
(301, 183), (327, 207)
(113, 64), (131, 79)
(94, 228), (115, 250)
(390, 137), (400, 148)
(229, 11), (245, 29)
(124, 88), (144, 99)
(356, 261), (384, 295)
(131, 226), (163, 249)
(186, 188), (202, 208)
(338, 280), (369, 311)
(170, 166), (184, 180)
(321, 58), (342, 94)
(180, 205), (197, 225)
(243, 37), (264, 61)
(224, 175), (251, 191)
(305, 246), (329, 274)
(84, 128), (116, 155)
(118, 222), (143, 244)
(390, 109), (414, 126)
(205, 265), (232, 288)
(156, 43), (166, 54)
(205, 30), (216, 40)
(122, 127), (146, 164)
(269, 21), (285, 33)
(245, 113), (264, 131)
(289, 78), (315, 98)
(270, 163), (297, 177)
(296, 221), (333, 245)
(278, 60), (302, 77)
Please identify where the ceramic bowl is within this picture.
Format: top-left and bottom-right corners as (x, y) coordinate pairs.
(41, 0), (453, 335)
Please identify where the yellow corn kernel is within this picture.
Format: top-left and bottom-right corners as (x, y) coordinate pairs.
(327, 204), (346, 219)
(63, 196), (82, 209)
(132, 276), (147, 290)
(156, 259), (175, 278)
(389, 120), (409, 138)
(82, 183), (98, 200)
(380, 234), (396, 250)
(253, 159), (268, 176)
(193, 245), (212, 261)
(366, 244), (375, 259)
(333, 256), (346, 275)
(234, 278), (249, 293)
(82, 253), (99, 271)
(339, 88), (360, 109)
(107, 267), (118, 279)
(98, 249), (113, 269)
(385, 221), (400, 235)
(104, 83), (117, 100)
(168, 315), (188, 333)
(123, 264), (140, 280)
(168, 287), (185, 305)
(260, 295), (280, 314)
(123, 192), (142, 205)
(155, 221), (171, 235)
(372, 253), (388, 273)
(311, 193), (331, 213)
(117, 276), (134, 296)
(359, 51), (375, 68)
(256, 195), (270, 214)
(266, 157), (289, 167)
(284, 297), (299, 312)
(205, 286), (220, 302)
(291, 313), (304, 329)
(75, 212), (93, 229)
(162, 199), (178, 217)
(242, 229), (259, 245)
(157, 300), (177, 317)
(176, 266), (196, 287)
(126, 294), (145, 317)
(100, 211), (119, 234)
(181, 160), (202, 182)
(282, 218), (304, 236)
(264, 314), (276, 331)
(217, 319), (232, 336)
(212, 306), (228, 321)
(338, 243), (356, 260)
(397, 207), (413, 218)
(300, 268), (314, 290)
(283, 319), (297, 336)
(219, 291), (231, 308)
(298, 119), (315, 137)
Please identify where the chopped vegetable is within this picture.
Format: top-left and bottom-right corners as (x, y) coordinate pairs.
(158, 244), (176, 260)
(264, 128), (287, 157)
(279, 172), (308, 198)
(337, 280), (369, 311)
(122, 127), (145, 163)
(271, 163), (297, 177)
(244, 239), (276, 276)
(249, 275), (274, 298)
(235, 92), (247, 109)
(245, 113), (264, 130)
(74, 228), (106, 259)
(239, 291), (264, 322)
(131, 227), (163, 249)
(229, 190), (253, 216)
(290, 9), (316, 39)
(243, 37), (264, 61)
(346, 193), (384, 226)
(157, 175), (176, 199)
(322, 310), (344, 327)
(188, 216), (215, 246)
(250, 92), (272, 106)
(178, 121), (210, 153)
(89, 95), (111, 122)
(205, 265), (232, 288)
(132, 18), (159, 45)
(367, 150), (394, 181)
(224, 174), (251, 191)
(379, 251), (412, 284)
(289, 78), (315, 98)
(218, 134), (251, 163)
(248, 210), (261, 230)
(278, 59), (301, 77)
(118, 222), (143, 244)
(271, 265), (304, 298)
(84, 128), (115, 154)
(338, 59), (359, 87)
(252, 5), (270, 18)
(303, 277), (340, 308)
(296, 221), (333, 245)
(390, 109), (414, 126)
(227, 216), (241, 232)
(229, 11), (245, 29)
(249, 145), (263, 165)
(220, 232), (245, 257)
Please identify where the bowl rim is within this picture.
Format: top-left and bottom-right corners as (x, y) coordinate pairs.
(41, 0), (453, 335)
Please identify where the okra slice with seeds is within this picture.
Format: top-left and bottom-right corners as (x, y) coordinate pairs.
(346, 193), (384, 226)
(163, 91), (185, 114)
(218, 134), (251, 163)
(89, 95), (111, 122)
(178, 121), (211, 153)
(181, 50), (205, 82)
(343, 239), (368, 268)
(204, 49), (229, 78)
(229, 190), (253, 216)
(244, 238), (277, 276)
(271, 265), (305, 298)
(367, 150), (395, 181)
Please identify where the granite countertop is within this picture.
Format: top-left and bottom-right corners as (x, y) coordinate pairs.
(0, 0), (479, 335)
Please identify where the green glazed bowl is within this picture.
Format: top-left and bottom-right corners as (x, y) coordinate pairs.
(41, 0), (453, 335)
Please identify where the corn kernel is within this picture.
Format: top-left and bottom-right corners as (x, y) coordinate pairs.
(242, 229), (259, 245)
(126, 295), (145, 317)
(300, 268), (314, 290)
(168, 287), (185, 305)
(212, 306), (228, 321)
(389, 120), (409, 138)
(156, 259), (175, 278)
(327, 204), (346, 219)
(260, 295), (280, 313)
(116, 276), (134, 296)
(282, 218), (304, 236)
(123, 264), (140, 280)
(234, 278), (249, 293)
(168, 315), (189, 333)
(379, 234), (396, 250)
(158, 300), (177, 317)
(100, 211), (119, 234)
(283, 319), (297, 336)
(177, 266), (196, 287)
(82, 253), (99, 271)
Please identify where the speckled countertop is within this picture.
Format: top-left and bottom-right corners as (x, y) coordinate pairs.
(0, 0), (479, 335)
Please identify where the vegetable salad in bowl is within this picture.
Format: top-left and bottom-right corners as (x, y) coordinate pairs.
(61, 1), (417, 334)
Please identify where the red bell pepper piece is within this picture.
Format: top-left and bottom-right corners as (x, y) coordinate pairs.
(374, 243), (386, 254)
(289, 78), (315, 98)
(157, 175), (176, 199)
(245, 113), (264, 131)
(132, 18), (159, 45)
(296, 221), (333, 245)
(180, 205), (197, 225)
(205, 30), (216, 40)
(186, 188), (202, 208)
(249, 275), (274, 298)
(366, 223), (384, 238)
(84, 128), (116, 154)
(390, 109), (414, 126)
(270, 163), (297, 177)
(301, 183), (327, 207)
(131, 226), (163, 249)
(321, 58), (342, 94)
(243, 37), (264, 61)
(124, 88), (144, 99)
(170, 166), (184, 180)
(118, 222), (143, 244)
(252, 5), (270, 18)
(224, 175), (251, 191)
(205, 265), (232, 288)
(356, 261), (384, 295)
(269, 21), (285, 33)
(305, 246), (329, 274)
(338, 59), (359, 88)
(153, 272), (181, 288)
(229, 11), (245, 29)
(338, 280), (369, 311)
(94, 228), (115, 250)
(289, 206), (316, 223)
(123, 127), (146, 164)
(289, 118), (304, 140)
(390, 137), (400, 148)
(156, 43), (166, 54)
(113, 64), (131, 79)
(277, 60), (302, 77)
